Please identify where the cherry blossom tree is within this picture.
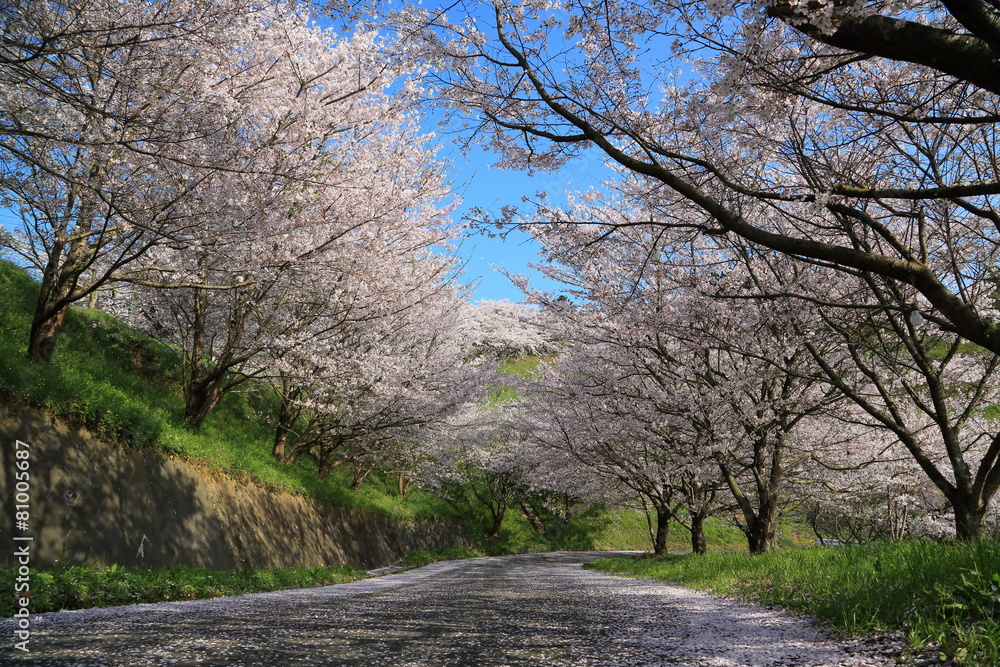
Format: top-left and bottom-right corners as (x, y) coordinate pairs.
(0, 0), (262, 148)
(97, 9), (462, 428)
(784, 261), (1000, 540)
(426, 403), (536, 538)
(511, 207), (879, 553)
(510, 413), (617, 538)
(384, 0), (1000, 346)
(518, 347), (691, 555)
(376, 0), (1000, 539)
(267, 288), (482, 483)
(456, 299), (559, 361)
(796, 434), (948, 544)
(1, 0), (321, 364)
(421, 323), (608, 541)
(568, 200), (1000, 541)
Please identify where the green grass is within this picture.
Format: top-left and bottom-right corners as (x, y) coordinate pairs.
(497, 355), (550, 377)
(0, 562), (368, 615)
(665, 515), (757, 552)
(586, 539), (1000, 666)
(456, 500), (749, 556)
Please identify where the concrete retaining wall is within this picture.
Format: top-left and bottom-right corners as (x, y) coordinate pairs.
(0, 405), (466, 570)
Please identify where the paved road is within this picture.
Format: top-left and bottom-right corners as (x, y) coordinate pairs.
(2, 552), (898, 666)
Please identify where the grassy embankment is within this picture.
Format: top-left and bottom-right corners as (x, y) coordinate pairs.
(587, 540), (1000, 666)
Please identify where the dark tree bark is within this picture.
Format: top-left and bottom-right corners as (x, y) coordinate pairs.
(766, 7), (1000, 96)
(28, 293), (73, 365)
(952, 495), (987, 540)
(271, 380), (303, 462)
(520, 500), (547, 537)
(180, 283), (256, 427)
(183, 373), (227, 427)
(488, 508), (506, 539)
(689, 508), (708, 556)
(26, 195), (96, 364)
(652, 502), (672, 557)
(350, 458), (377, 491)
(744, 498), (781, 555)
(470, 470), (521, 539)
(716, 443), (784, 555)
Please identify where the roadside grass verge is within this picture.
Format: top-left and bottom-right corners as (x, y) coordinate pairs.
(458, 501), (670, 556)
(0, 563), (368, 615)
(585, 539), (1000, 666)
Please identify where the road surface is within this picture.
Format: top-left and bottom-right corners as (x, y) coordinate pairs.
(2, 552), (899, 666)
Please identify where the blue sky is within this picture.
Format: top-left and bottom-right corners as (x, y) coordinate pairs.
(446, 158), (563, 304)
(444, 143), (612, 304)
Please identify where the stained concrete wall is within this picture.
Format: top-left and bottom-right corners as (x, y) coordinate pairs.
(0, 405), (466, 570)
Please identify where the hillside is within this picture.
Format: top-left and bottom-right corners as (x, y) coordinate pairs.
(0, 260), (467, 517)
(0, 260), (672, 555)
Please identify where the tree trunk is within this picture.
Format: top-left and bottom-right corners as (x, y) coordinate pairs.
(520, 500), (546, 537)
(181, 279), (252, 427)
(488, 506), (506, 538)
(715, 445), (783, 555)
(690, 510), (708, 556)
(318, 445), (335, 481)
(653, 504), (671, 557)
(953, 499), (986, 540)
(27, 184), (99, 365)
(272, 422), (291, 462)
(183, 284), (215, 426)
(281, 440), (314, 465)
(27, 302), (70, 365)
(183, 375), (225, 427)
(746, 497), (780, 554)
(28, 257), (82, 364)
(272, 383), (301, 462)
(350, 459), (376, 490)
